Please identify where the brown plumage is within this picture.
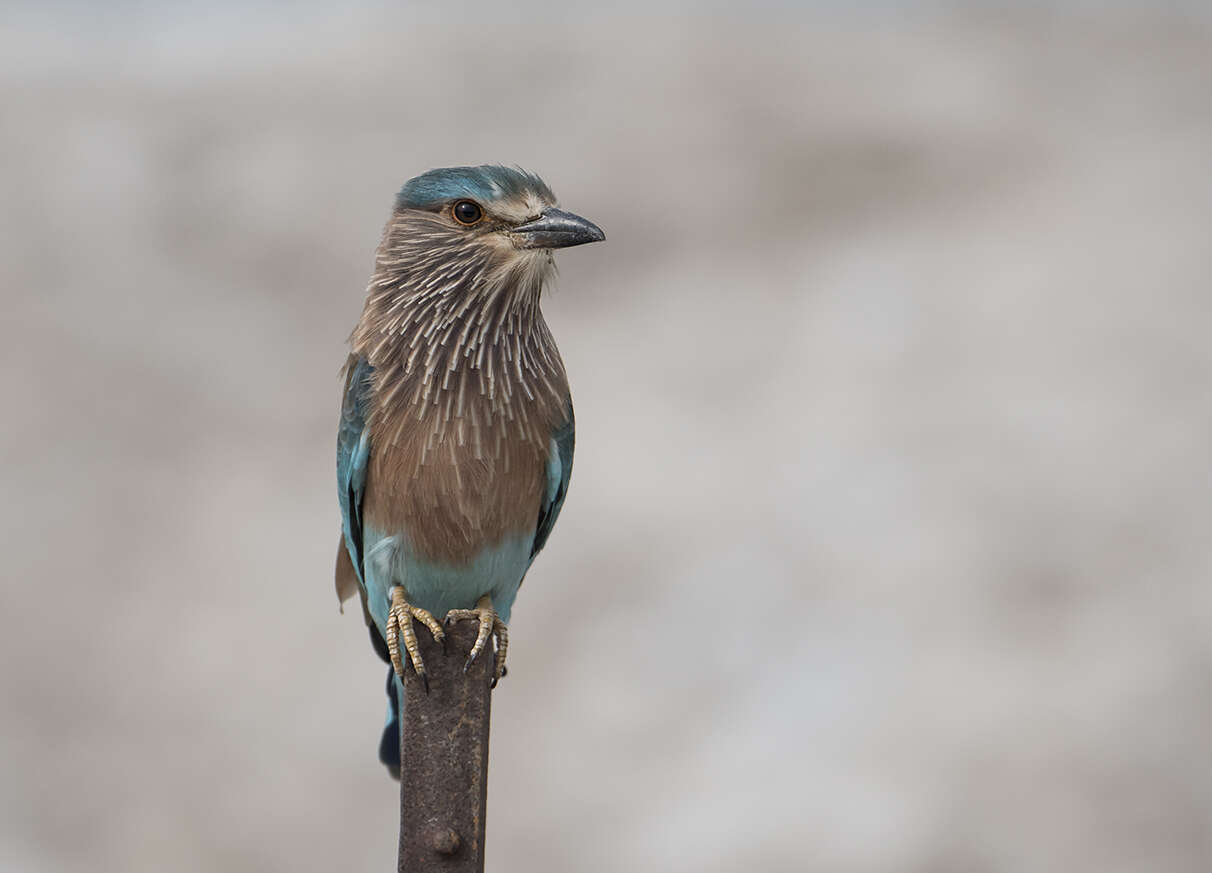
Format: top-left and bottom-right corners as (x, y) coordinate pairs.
(349, 205), (571, 565)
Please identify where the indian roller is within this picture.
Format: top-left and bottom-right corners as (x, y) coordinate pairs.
(334, 165), (604, 775)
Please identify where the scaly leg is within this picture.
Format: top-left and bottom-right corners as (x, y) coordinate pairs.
(445, 594), (509, 687)
(385, 586), (445, 693)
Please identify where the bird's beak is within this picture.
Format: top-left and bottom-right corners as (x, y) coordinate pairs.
(511, 208), (606, 249)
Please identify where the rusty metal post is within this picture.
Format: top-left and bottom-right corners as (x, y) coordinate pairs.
(397, 620), (494, 872)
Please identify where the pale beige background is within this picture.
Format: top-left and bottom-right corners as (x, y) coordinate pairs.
(3, 3), (1211, 872)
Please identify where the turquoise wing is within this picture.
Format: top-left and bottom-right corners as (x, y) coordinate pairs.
(531, 405), (575, 561)
(337, 356), (374, 586)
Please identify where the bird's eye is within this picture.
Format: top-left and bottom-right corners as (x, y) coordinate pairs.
(452, 200), (483, 225)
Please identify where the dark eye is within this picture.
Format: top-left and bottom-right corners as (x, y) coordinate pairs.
(452, 200), (482, 225)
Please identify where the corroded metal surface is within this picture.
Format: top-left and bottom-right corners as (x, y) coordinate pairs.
(398, 620), (493, 873)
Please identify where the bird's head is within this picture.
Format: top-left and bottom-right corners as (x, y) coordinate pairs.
(376, 165), (604, 302)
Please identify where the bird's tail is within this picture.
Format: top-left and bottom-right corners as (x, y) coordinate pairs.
(363, 609), (400, 779)
(379, 666), (401, 780)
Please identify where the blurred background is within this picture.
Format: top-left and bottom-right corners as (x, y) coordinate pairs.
(3, 1), (1211, 871)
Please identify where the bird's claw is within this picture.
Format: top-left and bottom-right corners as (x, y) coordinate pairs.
(444, 596), (509, 686)
(385, 586), (444, 692)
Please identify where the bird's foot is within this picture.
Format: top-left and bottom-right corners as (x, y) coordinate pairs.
(445, 595), (509, 687)
(386, 586), (445, 692)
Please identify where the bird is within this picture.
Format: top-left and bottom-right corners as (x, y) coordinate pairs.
(334, 165), (604, 776)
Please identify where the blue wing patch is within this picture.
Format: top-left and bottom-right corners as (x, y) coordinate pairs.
(531, 406), (574, 561)
(338, 356), (374, 586)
